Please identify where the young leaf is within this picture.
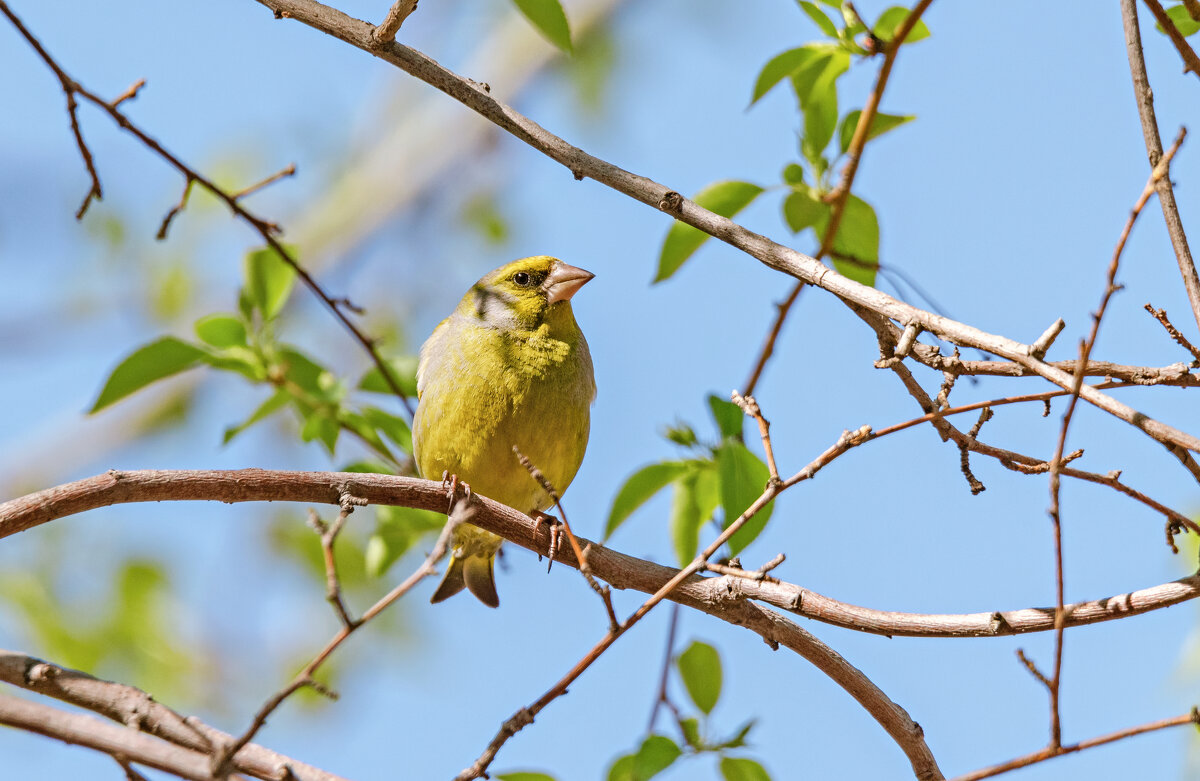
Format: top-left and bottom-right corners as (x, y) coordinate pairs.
(366, 505), (445, 577)
(817, 194), (879, 287)
(781, 163), (806, 186)
(300, 409), (339, 454)
(1158, 4), (1200, 37)
(837, 110), (915, 154)
(672, 465), (720, 567)
(222, 389), (290, 444)
(716, 720), (757, 750)
(194, 313), (247, 348)
(338, 410), (395, 462)
(751, 47), (819, 105)
(358, 356), (420, 398)
(606, 755), (636, 781)
(90, 337), (206, 412)
(679, 717), (703, 749)
(792, 48), (850, 157)
(782, 188), (828, 234)
(279, 348), (340, 401)
(716, 441), (774, 556)
(512, 0), (573, 53)
(708, 394), (744, 440)
(655, 181), (764, 283)
(606, 461), (691, 539)
(719, 757), (772, 781)
(632, 735), (681, 780)
(873, 6), (931, 44)
(677, 640), (722, 714)
(798, 1), (839, 37)
(361, 405), (414, 454)
(244, 245), (297, 320)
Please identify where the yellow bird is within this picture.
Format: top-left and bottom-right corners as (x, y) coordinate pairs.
(413, 256), (596, 607)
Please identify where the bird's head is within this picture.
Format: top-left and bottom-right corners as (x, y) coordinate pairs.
(461, 256), (594, 330)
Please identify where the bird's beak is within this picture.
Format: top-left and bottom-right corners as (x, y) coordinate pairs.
(544, 262), (595, 304)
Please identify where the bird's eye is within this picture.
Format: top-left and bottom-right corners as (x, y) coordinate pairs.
(513, 271), (531, 286)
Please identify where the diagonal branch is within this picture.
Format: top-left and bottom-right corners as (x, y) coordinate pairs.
(1140, 0), (1200, 77)
(248, 0), (1200, 465)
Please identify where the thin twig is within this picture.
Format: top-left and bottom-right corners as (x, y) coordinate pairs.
(645, 603), (681, 734)
(1141, 0), (1200, 76)
(156, 178), (194, 240)
(0, 0), (416, 417)
(373, 0), (419, 45)
(232, 163), (298, 200)
(948, 708), (1200, 781)
(1144, 303), (1200, 361)
(1122, 0), (1200, 332)
(743, 281), (804, 396)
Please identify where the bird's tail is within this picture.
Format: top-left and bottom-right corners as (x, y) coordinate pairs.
(431, 543), (500, 608)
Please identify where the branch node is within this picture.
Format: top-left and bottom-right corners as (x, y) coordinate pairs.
(1030, 318), (1067, 359)
(658, 191), (683, 213)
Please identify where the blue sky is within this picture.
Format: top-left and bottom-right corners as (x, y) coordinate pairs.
(2, 1), (1199, 779)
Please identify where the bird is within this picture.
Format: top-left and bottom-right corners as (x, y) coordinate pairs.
(412, 256), (596, 607)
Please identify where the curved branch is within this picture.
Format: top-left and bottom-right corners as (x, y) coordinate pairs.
(0, 652), (344, 781)
(249, 0), (1200, 464)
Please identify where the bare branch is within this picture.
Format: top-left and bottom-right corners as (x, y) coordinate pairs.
(1141, 0), (1200, 77)
(374, 0), (419, 44)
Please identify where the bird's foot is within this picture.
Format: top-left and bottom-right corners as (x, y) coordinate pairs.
(440, 471), (472, 515)
(531, 510), (562, 572)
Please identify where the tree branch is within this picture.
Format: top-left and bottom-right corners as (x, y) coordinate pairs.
(1140, 0), (1200, 77)
(0, 651), (345, 781)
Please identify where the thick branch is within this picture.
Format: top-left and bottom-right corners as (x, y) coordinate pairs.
(0, 652), (344, 781)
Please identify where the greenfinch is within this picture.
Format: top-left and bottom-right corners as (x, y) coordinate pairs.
(413, 256), (596, 607)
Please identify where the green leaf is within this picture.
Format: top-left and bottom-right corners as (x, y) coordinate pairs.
(708, 394), (744, 440)
(366, 505), (445, 577)
(300, 409), (340, 454)
(679, 717), (702, 749)
(672, 465), (720, 567)
(663, 423), (698, 448)
(338, 410), (395, 461)
(716, 441), (774, 556)
(223, 389), (290, 444)
(1159, 4), (1200, 36)
(715, 720), (757, 750)
(817, 194), (879, 287)
(798, 1), (839, 37)
(655, 181), (764, 282)
(792, 47), (850, 157)
(837, 110), (915, 154)
(781, 163), (806, 186)
(720, 757), (771, 781)
(279, 348), (341, 402)
(873, 6), (931, 44)
(512, 0), (573, 53)
(632, 735), (681, 780)
(783, 187), (828, 234)
(244, 244), (297, 320)
(358, 356), (420, 398)
(606, 755), (636, 781)
(90, 337), (206, 412)
(677, 641), (722, 714)
(751, 47), (819, 105)
(194, 313), (248, 348)
(361, 405), (414, 454)
(605, 461), (691, 539)
(497, 774), (557, 781)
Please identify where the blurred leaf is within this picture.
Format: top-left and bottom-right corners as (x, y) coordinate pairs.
(338, 410), (395, 462)
(677, 641), (722, 714)
(244, 244), (297, 320)
(361, 405), (414, 454)
(268, 512), (368, 588)
(837, 110), (915, 154)
(656, 181), (764, 282)
(461, 193), (510, 245)
(606, 461), (691, 539)
(223, 389), (289, 444)
(817, 194), (879, 286)
(149, 260), (193, 321)
(1158, 4), (1200, 36)
(672, 465), (720, 567)
(716, 720), (757, 750)
(90, 337), (206, 412)
(300, 409), (340, 454)
(340, 460), (396, 474)
(873, 6), (931, 43)
(565, 26), (617, 115)
(202, 346), (265, 381)
(708, 394), (744, 440)
(512, 0), (573, 53)
(497, 774), (557, 781)
(792, 47), (850, 158)
(716, 442), (774, 556)
(358, 356), (420, 398)
(720, 757), (771, 781)
(781, 163), (806, 185)
(194, 313), (248, 348)
(663, 423), (699, 448)
(607, 755), (636, 781)
(798, 1), (839, 37)
(366, 505), (444, 577)
(279, 347), (341, 402)
(783, 187), (828, 233)
(632, 735), (681, 780)
(751, 46), (818, 105)
(679, 717), (702, 749)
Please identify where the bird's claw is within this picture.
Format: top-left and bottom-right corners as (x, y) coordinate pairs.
(441, 471), (471, 515)
(531, 510), (562, 572)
